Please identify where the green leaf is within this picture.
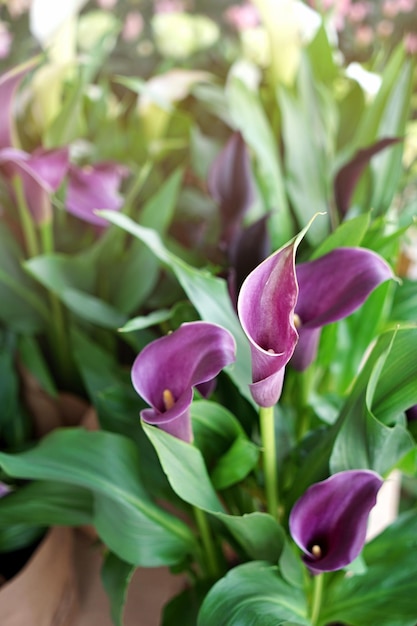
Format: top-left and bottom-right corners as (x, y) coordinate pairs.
(18, 335), (57, 397)
(141, 168), (183, 232)
(97, 211), (254, 405)
(0, 224), (47, 332)
(311, 213), (370, 259)
(0, 480), (93, 527)
(197, 562), (311, 626)
(0, 429), (197, 566)
(162, 581), (213, 626)
(330, 328), (415, 475)
(277, 59), (332, 245)
(372, 327), (417, 423)
(369, 57), (414, 214)
(211, 438), (259, 490)
(61, 287), (126, 328)
(24, 253), (127, 328)
(143, 423), (284, 563)
(226, 77), (292, 247)
(119, 308), (173, 333)
(320, 510), (417, 626)
(101, 552), (135, 626)
(192, 400), (253, 473)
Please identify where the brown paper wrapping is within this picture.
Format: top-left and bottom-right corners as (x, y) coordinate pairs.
(0, 527), (78, 626)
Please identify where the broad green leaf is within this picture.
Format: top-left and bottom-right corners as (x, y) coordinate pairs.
(24, 253), (126, 328)
(119, 308), (173, 333)
(18, 335), (57, 397)
(0, 429), (197, 567)
(330, 328), (416, 475)
(320, 510), (417, 626)
(0, 525), (44, 554)
(372, 327), (417, 423)
(0, 480), (93, 527)
(369, 57), (414, 214)
(277, 59), (331, 245)
(98, 211), (253, 405)
(311, 214), (370, 259)
(226, 77), (292, 247)
(0, 335), (31, 448)
(61, 287), (126, 328)
(0, 224), (47, 332)
(197, 562), (310, 626)
(101, 552), (135, 626)
(140, 168), (183, 232)
(210, 438), (259, 490)
(306, 23), (337, 83)
(143, 423), (284, 563)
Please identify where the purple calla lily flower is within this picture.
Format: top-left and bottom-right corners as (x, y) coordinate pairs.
(208, 132), (255, 245)
(289, 470), (383, 574)
(291, 248), (394, 371)
(237, 239), (299, 408)
(66, 162), (129, 227)
(131, 321), (236, 442)
(0, 146), (69, 223)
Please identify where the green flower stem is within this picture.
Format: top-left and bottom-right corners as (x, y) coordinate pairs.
(259, 405), (279, 519)
(40, 219), (73, 386)
(310, 573), (324, 625)
(193, 505), (220, 579)
(12, 176), (39, 258)
(296, 367), (314, 441)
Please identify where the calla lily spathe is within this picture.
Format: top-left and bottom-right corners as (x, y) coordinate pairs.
(289, 470), (383, 574)
(292, 247), (394, 371)
(238, 242), (393, 405)
(131, 322), (236, 442)
(237, 238), (299, 408)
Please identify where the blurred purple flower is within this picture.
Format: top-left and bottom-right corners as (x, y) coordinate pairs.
(0, 146), (69, 223)
(131, 322), (236, 442)
(291, 247), (393, 371)
(289, 470), (383, 574)
(406, 405), (417, 421)
(237, 238), (299, 408)
(66, 162), (129, 227)
(208, 132), (255, 246)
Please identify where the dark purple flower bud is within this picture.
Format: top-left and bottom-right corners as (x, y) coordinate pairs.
(131, 322), (236, 442)
(207, 132), (255, 245)
(0, 59), (37, 150)
(237, 239), (299, 407)
(228, 214), (271, 308)
(66, 162), (129, 227)
(406, 405), (417, 422)
(289, 470), (383, 574)
(291, 247), (394, 371)
(0, 146), (69, 223)
(334, 137), (400, 217)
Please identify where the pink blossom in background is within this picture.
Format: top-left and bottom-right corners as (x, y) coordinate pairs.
(224, 3), (260, 31)
(95, 0), (118, 9)
(377, 19), (394, 37)
(0, 23), (12, 59)
(348, 2), (371, 22)
(154, 0), (186, 13)
(355, 24), (374, 46)
(404, 32), (417, 54)
(397, 0), (415, 12)
(6, 0), (31, 18)
(382, 0), (399, 18)
(122, 11), (144, 41)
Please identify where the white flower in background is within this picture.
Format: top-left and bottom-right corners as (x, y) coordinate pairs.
(29, 0), (88, 47)
(152, 12), (219, 59)
(251, 0), (322, 85)
(345, 62), (382, 97)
